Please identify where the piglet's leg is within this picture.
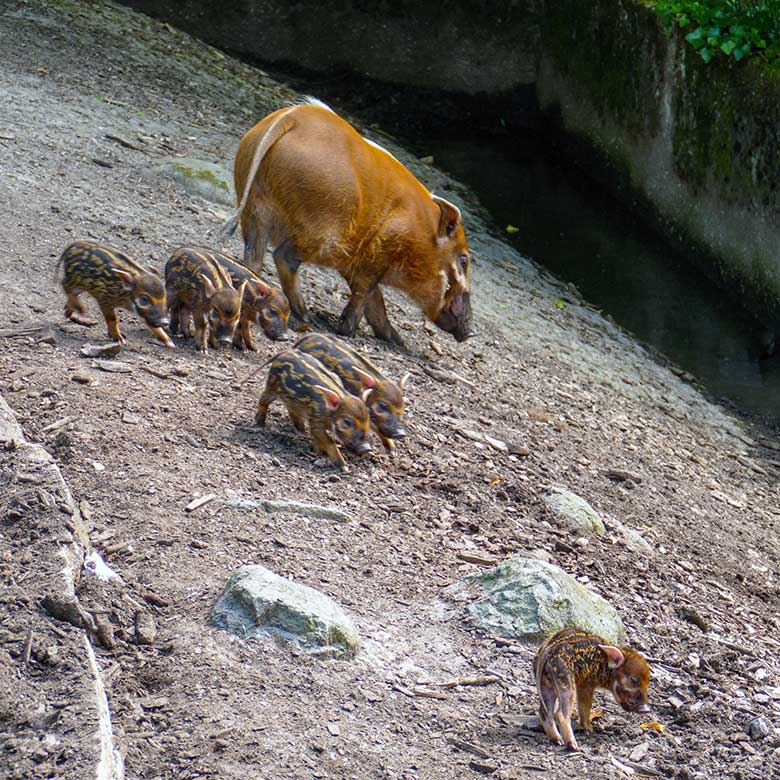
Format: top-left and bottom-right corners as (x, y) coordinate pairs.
(255, 388), (276, 426)
(179, 305), (193, 339)
(364, 287), (404, 346)
(273, 241), (308, 321)
(554, 682), (579, 752)
(100, 304), (125, 343)
(538, 673), (563, 745)
(576, 685), (596, 733)
(64, 291), (96, 325)
(310, 420), (348, 472)
(149, 326), (175, 349)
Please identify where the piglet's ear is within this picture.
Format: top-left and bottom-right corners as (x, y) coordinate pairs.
(354, 367), (376, 389)
(314, 385), (341, 411)
(200, 274), (217, 300)
(112, 268), (135, 292)
(237, 280), (248, 300)
(599, 645), (625, 669)
(361, 388), (372, 403)
(253, 280), (271, 299)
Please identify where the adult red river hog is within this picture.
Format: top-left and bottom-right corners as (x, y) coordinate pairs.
(222, 99), (473, 344)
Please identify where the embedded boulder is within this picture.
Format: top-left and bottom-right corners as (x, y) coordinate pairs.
(143, 157), (234, 206)
(444, 557), (625, 644)
(544, 487), (606, 535)
(211, 565), (360, 658)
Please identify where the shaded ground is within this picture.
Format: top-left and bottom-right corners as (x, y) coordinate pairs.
(0, 2), (778, 779)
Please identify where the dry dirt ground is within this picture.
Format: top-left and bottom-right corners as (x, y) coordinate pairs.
(1, 2), (779, 779)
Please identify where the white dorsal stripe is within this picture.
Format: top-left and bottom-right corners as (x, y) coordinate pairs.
(302, 96), (335, 113)
(363, 136), (400, 163)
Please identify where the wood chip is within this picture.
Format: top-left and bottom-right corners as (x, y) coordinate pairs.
(93, 360), (132, 373)
(185, 494), (216, 513)
(42, 417), (72, 433)
(604, 468), (643, 484)
(457, 551), (498, 567)
(439, 676), (500, 689)
(444, 735), (490, 759)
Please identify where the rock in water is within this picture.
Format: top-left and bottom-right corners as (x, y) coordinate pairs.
(544, 487), (606, 535)
(443, 557), (625, 644)
(211, 565), (360, 658)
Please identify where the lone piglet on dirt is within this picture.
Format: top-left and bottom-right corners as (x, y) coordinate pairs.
(58, 240), (173, 348)
(255, 349), (372, 471)
(534, 626), (651, 751)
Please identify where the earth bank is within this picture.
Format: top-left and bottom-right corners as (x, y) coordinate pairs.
(0, 2), (779, 780)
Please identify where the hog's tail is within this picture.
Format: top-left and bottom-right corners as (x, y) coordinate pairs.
(220, 105), (298, 243)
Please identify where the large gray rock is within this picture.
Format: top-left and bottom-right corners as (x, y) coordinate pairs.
(212, 565), (360, 658)
(544, 487), (606, 535)
(143, 157), (234, 206)
(444, 557), (625, 645)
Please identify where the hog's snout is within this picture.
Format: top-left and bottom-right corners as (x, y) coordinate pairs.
(218, 333), (234, 344)
(152, 316), (170, 328)
(353, 440), (372, 455)
(435, 291), (473, 342)
(391, 427), (407, 440)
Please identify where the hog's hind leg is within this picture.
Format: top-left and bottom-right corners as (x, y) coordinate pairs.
(273, 240), (309, 322)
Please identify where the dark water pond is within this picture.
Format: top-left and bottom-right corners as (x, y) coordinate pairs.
(432, 137), (780, 420)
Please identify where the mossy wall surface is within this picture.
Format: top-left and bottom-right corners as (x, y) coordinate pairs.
(537, 0), (780, 325)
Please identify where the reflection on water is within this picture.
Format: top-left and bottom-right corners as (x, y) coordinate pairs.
(434, 138), (780, 420)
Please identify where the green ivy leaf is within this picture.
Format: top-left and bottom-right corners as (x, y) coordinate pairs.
(554, 298), (565, 310)
(686, 27), (706, 46)
(721, 39), (737, 55)
(700, 46), (713, 62)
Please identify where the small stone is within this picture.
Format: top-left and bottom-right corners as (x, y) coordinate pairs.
(80, 342), (122, 358)
(122, 411), (141, 425)
(507, 442), (530, 456)
(747, 715), (771, 741)
(72, 372), (93, 385)
(135, 610), (157, 645)
(544, 487), (606, 535)
(327, 722), (340, 737)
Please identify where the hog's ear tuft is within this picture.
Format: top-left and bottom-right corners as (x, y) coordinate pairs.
(599, 645), (625, 669)
(431, 194), (462, 240)
(361, 388), (372, 403)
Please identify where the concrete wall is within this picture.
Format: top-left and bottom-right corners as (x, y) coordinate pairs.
(121, 0), (540, 94)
